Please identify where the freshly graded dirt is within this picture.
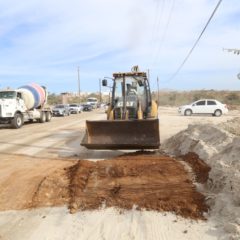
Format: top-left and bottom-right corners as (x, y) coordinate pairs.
(31, 153), (208, 219)
(179, 152), (211, 183)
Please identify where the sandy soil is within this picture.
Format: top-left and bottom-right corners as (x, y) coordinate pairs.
(0, 107), (239, 240)
(29, 153), (208, 219)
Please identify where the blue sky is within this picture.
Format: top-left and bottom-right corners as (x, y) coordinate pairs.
(0, 0), (240, 93)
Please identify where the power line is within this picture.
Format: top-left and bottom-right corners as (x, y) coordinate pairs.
(151, 0), (161, 42)
(149, 0), (166, 69)
(152, 0), (175, 66)
(165, 0), (223, 83)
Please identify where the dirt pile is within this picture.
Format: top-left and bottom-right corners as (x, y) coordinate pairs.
(219, 117), (240, 136)
(179, 152), (211, 183)
(31, 154), (208, 219)
(162, 123), (240, 238)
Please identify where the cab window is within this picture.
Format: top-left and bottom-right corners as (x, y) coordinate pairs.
(207, 100), (216, 105)
(196, 100), (205, 106)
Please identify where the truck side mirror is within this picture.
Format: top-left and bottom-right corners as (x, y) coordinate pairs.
(102, 79), (108, 86)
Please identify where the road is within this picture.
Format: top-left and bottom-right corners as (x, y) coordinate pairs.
(0, 107), (237, 240)
(0, 107), (237, 159)
(0, 109), (128, 212)
(0, 110), (104, 159)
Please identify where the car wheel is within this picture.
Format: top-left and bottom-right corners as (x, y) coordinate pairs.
(184, 109), (192, 116)
(214, 109), (222, 117)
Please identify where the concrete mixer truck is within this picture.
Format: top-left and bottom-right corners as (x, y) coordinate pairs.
(0, 83), (52, 128)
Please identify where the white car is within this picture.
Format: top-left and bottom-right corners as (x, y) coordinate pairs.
(69, 104), (82, 114)
(178, 99), (228, 117)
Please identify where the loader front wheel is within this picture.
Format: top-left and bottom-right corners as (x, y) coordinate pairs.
(11, 113), (23, 129)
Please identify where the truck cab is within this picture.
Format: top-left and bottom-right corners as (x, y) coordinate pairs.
(0, 90), (26, 118)
(0, 88), (52, 128)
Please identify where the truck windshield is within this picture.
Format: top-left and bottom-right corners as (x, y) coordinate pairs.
(0, 91), (16, 99)
(87, 98), (97, 103)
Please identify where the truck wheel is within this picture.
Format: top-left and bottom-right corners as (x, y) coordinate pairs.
(11, 113), (23, 129)
(39, 112), (46, 123)
(46, 112), (52, 122)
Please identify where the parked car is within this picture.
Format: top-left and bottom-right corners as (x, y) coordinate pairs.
(178, 99), (228, 117)
(82, 103), (93, 111)
(52, 104), (70, 116)
(69, 104), (81, 114)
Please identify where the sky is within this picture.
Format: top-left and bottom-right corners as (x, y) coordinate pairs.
(0, 0), (240, 93)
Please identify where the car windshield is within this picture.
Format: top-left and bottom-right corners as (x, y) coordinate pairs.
(0, 91), (16, 99)
(55, 105), (64, 108)
(70, 104), (78, 107)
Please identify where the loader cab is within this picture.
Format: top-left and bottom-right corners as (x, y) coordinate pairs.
(111, 74), (151, 119)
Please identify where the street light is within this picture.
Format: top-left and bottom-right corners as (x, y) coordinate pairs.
(101, 77), (113, 104)
(77, 66), (81, 104)
(223, 48), (240, 79)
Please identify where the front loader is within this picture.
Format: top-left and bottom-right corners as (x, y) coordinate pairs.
(81, 66), (160, 150)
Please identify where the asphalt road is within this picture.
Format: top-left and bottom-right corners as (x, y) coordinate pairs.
(0, 109), (109, 159)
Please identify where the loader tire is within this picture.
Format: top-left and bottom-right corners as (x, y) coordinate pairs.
(11, 113), (23, 129)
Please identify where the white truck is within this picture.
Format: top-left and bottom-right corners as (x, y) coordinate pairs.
(0, 84), (52, 129)
(87, 97), (98, 109)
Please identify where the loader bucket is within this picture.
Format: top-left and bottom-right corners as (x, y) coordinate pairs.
(81, 119), (160, 150)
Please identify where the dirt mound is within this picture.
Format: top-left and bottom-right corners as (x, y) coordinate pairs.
(179, 152), (211, 183)
(32, 154), (208, 219)
(219, 117), (240, 136)
(162, 124), (240, 238)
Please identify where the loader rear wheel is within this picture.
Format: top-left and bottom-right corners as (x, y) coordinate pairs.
(11, 113), (23, 129)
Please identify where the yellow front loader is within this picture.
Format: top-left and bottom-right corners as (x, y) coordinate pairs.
(81, 67), (160, 150)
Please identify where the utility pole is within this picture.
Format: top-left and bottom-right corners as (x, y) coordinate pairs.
(147, 69), (150, 81)
(99, 78), (102, 104)
(157, 76), (160, 106)
(77, 66), (81, 104)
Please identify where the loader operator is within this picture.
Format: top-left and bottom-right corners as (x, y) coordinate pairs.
(126, 83), (137, 95)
